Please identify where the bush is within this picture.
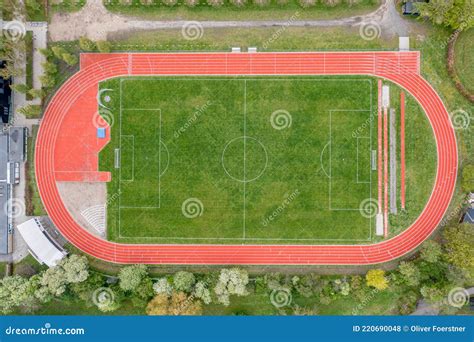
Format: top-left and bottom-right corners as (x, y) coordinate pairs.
(96, 40), (112, 53)
(62, 53), (78, 66)
(461, 164), (474, 192)
(346, 0), (361, 6)
(230, 0), (247, 7)
(298, 0), (316, 7)
(119, 0), (133, 5)
(162, 0), (177, 5)
(51, 46), (68, 60)
(322, 0), (340, 6)
(140, 0), (154, 4)
(207, 0), (224, 7)
(184, 0), (199, 6)
(253, 0), (270, 6)
(79, 37), (96, 52)
(9, 83), (30, 94)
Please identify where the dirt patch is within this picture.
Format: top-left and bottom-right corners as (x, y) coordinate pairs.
(57, 181), (107, 238)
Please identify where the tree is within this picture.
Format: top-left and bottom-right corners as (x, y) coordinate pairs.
(96, 41), (112, 53)
(62, 53), (78, 66)
(79, 37), (96, 51)
(214, 268), (249, 306)
(9, 83), (30, 94)
(25, 0), (41, 12)
(118, 264), (148, 292)
(146, 292), (202, 315)
(420, 285), (445, 303)
(42, 61), (58, 75)
(444, 224), (474, 269)
(173, 271), (195, 292)
(365, 269), (389, 290)
(38, 255), (89, 297)
(153, 278), (173, 296)
(398, 261), (421, 287)
(461, 164), (474, 192)
(60, 255), (89, 283)
(420, 240), (443, 263)
(39, 74), (55, 88)
(416, 0), (474, 31)
(0, 275), (34, 313)
(193, 281), (212, 304)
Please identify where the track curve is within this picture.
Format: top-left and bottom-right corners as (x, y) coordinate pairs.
(35, 52), (457, 265)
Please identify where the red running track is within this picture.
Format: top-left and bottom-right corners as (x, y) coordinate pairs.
(35, 52), (457, 265)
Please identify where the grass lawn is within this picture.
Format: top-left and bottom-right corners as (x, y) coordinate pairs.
(105, 0), (380, 21)
(454, 28), (474, 94)
(100, 76), (379, 244)
(25, 125), (47, 216)
(97, 74), (436, 245)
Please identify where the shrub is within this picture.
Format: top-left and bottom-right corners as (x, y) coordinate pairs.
(184, 0), (199, 6)
(162, 0), (177, 5)
(9, 83), (29, 94)
(140, 0), (154, 4)
(96, 40), (112, 53)
(230, 0), (247, 7)
(322, 0), (340, 6)
(207, 0), (224, 7)
(51, 46), (68, 59)
(253, 0), (270, 6)
(79, 37), (96, 51)
(62, 53), (78, 66)
(346, 0), (361, 6)
(119, 0), (133, 5)
(365, 269), (389, 290)
(298, 0), (316, 7)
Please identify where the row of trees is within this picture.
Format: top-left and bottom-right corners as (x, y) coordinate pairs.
(1, 221), (472, 315)
(110, 0), (366, 8)
(416, 0), (473, 32)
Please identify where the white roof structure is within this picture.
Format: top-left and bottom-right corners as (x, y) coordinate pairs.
(17, 218), (67, 267)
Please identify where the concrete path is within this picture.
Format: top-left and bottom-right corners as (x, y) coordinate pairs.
(49, 0), (412, 41)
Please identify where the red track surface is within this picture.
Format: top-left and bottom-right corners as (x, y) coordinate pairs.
(36, 52), (457, 265)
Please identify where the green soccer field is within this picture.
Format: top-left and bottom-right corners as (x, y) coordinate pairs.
(97, 76), (435, 245)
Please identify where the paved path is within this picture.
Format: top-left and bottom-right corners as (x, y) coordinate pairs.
(49, 0), (412, 41)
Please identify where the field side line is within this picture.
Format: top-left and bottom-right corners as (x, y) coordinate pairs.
(116, 235), (372, 242)
(243, 80), (247, 240)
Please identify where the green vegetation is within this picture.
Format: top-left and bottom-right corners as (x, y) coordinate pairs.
(50, 0), (87, 14)
(105, 0), (379, 21)
(25, 31), (34, 100)
(25, 125), (47, 216)
(454, 29), (474, 94)
(4, 230), (472, 315)
(100, 77), (379, 244)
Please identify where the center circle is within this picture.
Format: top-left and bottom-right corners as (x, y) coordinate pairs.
(222, 136), (268, 183)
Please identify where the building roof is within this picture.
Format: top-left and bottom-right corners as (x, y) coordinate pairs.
(463, 208), (474, 224)
(17, 218), (67, 267)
